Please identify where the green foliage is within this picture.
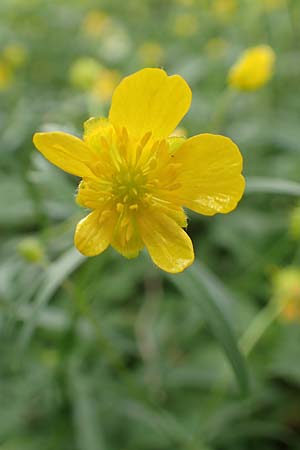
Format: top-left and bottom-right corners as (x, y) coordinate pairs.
(1, 0), (300, 449)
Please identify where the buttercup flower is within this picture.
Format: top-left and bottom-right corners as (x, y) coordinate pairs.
(228, 45), (275, 91)
(33, 68), (245, 273)
(272, 267), (300, 322)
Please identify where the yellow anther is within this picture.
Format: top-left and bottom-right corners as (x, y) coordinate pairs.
(140, 131), (152, 148)
(116, 203), (124, 212)
(129, 204), (138, 211)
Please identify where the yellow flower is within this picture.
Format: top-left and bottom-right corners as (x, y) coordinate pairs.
(228, 45), (276, 91)
(173, 13), (199, 37)
(3, 43), (28, 67)
(263, 0), (285, 11)
(82, 10), (112, 38)
(138, 41), (164, 67)
(33, 68), (245, 273)
(69, 57), (102, 90)
(272, 268), (300, 322)
(212, 0), (237, 21)
(92, 69), (121, 103)
(18, 237), (45, 263)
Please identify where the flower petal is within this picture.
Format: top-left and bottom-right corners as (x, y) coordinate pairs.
(83, 117), (114, 152)
(74, 209), (116, 256)
(33, 132), (96, 178)
(138, 210), (194, 273)
(174, 134), (245, 215)
(111, 215), (144, 259)
(109, 68), (192, 140)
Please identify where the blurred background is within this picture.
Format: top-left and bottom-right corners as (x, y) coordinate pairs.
(1, 0), (300, 449)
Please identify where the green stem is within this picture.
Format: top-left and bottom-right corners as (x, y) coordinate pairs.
(239, 301), (284, 356)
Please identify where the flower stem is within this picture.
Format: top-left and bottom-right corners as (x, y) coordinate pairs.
(239, 302), (283, 356)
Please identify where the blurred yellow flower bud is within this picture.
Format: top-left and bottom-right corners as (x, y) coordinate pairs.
(272, 267), (300, 322)
(69, 57), (102, 90)
(173, 13), (198, 37)
(212, 0), (237, 21)
(18, 237), (45, 263)
(3, 43), (28, 67)
(82, 10), (112, 37)
(228, 45), (276, 91)
(138, 41), (164, 67)
(263, 0), (285, 11)
(92, 68), (121, 103)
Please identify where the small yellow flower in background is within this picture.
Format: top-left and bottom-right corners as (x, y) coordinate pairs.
(212, 0), (237, 21)
(173, 13), (199, 37)
(138, 41), (164, 67)
(82, 10), (112, 38)
(3, 43), (28, 68)
(69, 57), (102, 90)
(272, 267), (300, 322)
(18, 237), (45, 263)
(263, 0), (285, 11)
(92, 69), (121, 103)
(228, 45), (276, 91)
(0, 60), (13, 90)
(33, 68), (245, 273)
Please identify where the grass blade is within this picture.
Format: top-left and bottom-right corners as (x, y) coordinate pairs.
(167, 261), (250, 394)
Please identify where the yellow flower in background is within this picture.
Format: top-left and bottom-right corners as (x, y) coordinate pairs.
(272, 268), (300, 322)
(263, 0), (285, 11)
(3, 43), (28, 67)
(92, 69), (121, 103)
(212, 0), (237, 21)
(228, 45), (275, 91)
(70, 58), (120, 103)
(0, 60), (12, 90)
(138, 42), (164, 67)
(69, 57), (102, 90)
(82, 10), (112, 38)
(173, 13), (199, 37)
(18, 237), (45, 263)
(33, 68), (245, 273)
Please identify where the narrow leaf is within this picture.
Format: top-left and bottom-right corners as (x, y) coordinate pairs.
(167, 261), (250, 394)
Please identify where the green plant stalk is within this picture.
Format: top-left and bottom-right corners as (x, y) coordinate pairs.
(239, 301), (285, 356)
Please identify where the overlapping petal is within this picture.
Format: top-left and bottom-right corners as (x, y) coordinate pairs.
(74, 209), (117, 256)
(173, 134), (245, 215)
(138, 210), (194, 273)
(33, 132), (96, 178)
(109, 68), (192, 140)
(111, 215), (144, 259)
(83, 117), (114, 152)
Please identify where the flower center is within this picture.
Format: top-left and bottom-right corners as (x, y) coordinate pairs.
(112, 168), (148, 211)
